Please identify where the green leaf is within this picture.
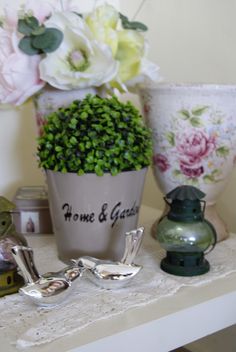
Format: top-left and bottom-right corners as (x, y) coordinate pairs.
(119, 12), (148, 31)
(190, 117), (202, 127)
(78, 169), (85, 176)
(203, 174), (215, 184)
(55, 146), (63, 152)
(191, 106), (209, 116)
(111, 167), (119, 176)
(212, 169), (221, 176)
(216, 146), (230, 157)
(31, 26), (46, 36)
(166, 131), (175, 146)
(123, 20), (148, 31)
(70, 136), (77, 145)
(173, 169), (181, 176)
(179, 109), (190, 119)
(18, 37), (40, 55)
(32, 28), (63, 53)
(18, 16), (39, 35)
(95, 164), (104, 176)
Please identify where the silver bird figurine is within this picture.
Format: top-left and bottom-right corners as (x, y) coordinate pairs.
(78, 227), (144, 289)
(11, 246), (84, 307)
(12, 227), (144, 306)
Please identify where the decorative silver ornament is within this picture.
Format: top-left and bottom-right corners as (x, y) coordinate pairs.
(12, 227), (144, 307)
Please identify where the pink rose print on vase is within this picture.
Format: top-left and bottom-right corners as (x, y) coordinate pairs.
(177, 130), (216, 166)
(153, 153), (170, 172)
(180, 163), (204, 177)
(177, 130), (216, 178)
(35, 112), (48, 136)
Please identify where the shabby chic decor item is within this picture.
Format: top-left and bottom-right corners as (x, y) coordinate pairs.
(12, 227), (144, 307)
(140, 83), (236, 241)
(0, 1), (159, 107)
(37, 95), (152, 262)
(0, 196), (28, 296)
(12, 186), (53, 234)
(2, 218), (236, 349)
(156, 186), (217, 276)
(78, 227), (144, 289)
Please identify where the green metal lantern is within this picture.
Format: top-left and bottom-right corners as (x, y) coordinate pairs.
(156, 185), (217, 276)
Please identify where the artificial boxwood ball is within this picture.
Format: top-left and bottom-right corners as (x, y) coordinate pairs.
(37, 94), (152, 176)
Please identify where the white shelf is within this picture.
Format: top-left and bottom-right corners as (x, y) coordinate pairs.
(1, 205), (236, 352)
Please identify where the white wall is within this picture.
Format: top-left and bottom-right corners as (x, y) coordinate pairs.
(1, 0), (236, 232)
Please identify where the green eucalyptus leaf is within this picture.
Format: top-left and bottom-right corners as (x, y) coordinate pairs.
(18, 16), (39, 35)
(32, 28), (63, 53)
(119, 13), (129, 22)
(119, 12), (148, 31)
(31, 26), (46, 36)
(123, 20), (148, 31)
(18, 37), (41, 55)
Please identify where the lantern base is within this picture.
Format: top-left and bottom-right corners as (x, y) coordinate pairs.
(161, 251), (210, 276)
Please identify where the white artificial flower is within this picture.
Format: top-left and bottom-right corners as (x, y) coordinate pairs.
(86, 4), (119, 55)
(39, 12), (118, 90)
(125, 58), (161, 92)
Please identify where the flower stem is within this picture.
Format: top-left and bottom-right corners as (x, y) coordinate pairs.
(132, 0), (148, 20)
(60, 0), (65, 11)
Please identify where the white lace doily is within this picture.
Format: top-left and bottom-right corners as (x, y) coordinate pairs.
(1, 220), (236, 350)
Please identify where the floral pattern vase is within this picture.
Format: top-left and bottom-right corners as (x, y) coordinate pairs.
(140, 83), (236, 241)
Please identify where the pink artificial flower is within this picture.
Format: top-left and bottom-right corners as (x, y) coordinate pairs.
(2, 0), (85, 31)
(180, 163), (204, 178)
(153, 153), (170, 172)
(177, 130), (216, 166)
(3, 0), (56, 29)
(24, 0), (56, 23)
(0, 29), (45, 106)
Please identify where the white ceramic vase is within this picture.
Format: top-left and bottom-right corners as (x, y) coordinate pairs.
(140, 83), (236, 241)
(33, 85), (100, 135)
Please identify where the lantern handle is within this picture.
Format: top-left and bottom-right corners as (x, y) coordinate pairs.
(163, 197), (171, 206)
(204, 219), (217, 255)
(200, 200), (206, 220)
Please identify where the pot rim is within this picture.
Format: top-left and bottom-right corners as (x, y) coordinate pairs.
(140, 82), (236, 92)
(45, 167), (148, 177)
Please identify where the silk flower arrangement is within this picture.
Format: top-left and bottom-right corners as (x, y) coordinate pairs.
(0, 0), (160, 106)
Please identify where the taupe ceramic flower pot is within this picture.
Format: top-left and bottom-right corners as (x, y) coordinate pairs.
(46, 169), (147, 262)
